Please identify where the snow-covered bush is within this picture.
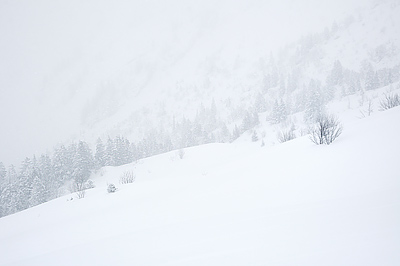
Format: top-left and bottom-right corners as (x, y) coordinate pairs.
(309, 114), (343, 145)
(251, 131), (259, 142)
(107, 184), (117, 193)
(85, 179), (95, 189)
(120, 171), (135, 184)
(379, 93), (400, 111)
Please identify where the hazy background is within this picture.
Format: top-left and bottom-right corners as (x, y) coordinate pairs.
(0, 0), (369, 166)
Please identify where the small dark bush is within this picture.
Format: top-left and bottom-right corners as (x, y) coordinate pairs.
(309, 114), (343, 145)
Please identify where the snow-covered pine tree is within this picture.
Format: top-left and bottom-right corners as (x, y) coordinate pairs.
(0, 162), (6, 186)
(279, 74), (286, 97)
(304, 80), (325, 123)
(39, 154), (53, 200)
(105, 137), (115, 166)
(95, 138), (106, 169)
(16, 161), (34, 212)
(29, 171), (46, 207)
(329, 60), (344, 86)
(254, 92), (267, 113)
(0, 182), (18, 216)
(362, 61), (378, 91)
(73, 141), (94, 191)
(270, 99), (287, 124)
(53, 145), (69, 192)
(219, 123), (231, 143)
(66, 143), (77, 177)
(231, 125), (240, 141)
(6, 165), (17, 184)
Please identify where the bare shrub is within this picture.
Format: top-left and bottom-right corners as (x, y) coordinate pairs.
(309, 115), (343, 145)
(76, 190), (86, 199)
(277, 129), (296, 143)
(359, 99), (373, 118)
(120, 171), (135, 184)
(379, 93), (400, 111)
(73, 181), (86, 199)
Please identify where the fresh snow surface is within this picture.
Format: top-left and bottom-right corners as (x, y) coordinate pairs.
(1, 107), (400, 266)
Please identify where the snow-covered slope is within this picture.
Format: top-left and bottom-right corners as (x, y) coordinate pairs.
(1, 106), (399, 266)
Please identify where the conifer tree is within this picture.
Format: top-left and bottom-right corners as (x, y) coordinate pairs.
(39, 154), (54, 200)
(231, 125), (241, 142)
(6, 165), (17, 184)
(270, 100), (287, 124)
(66, 143), (77, 177)
(219, 123), (231, 143)
(73, 141), (93, 188)
(0, 162), (6, 185)
(95, 138), (106, 169)
(254, 92), (267, 113)
(329, 60), (344, 86)
(304, 80), (325, 123)
(53, 145), (69, 191)
(241, 111), (252, 132)
(105, 137), (115, 166)
(29, 172), (46, 207)
(0, 182), (18, 216)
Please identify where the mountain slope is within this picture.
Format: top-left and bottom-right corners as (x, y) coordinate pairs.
(1, 106), (399, 266)
(0, 0), (378, 165)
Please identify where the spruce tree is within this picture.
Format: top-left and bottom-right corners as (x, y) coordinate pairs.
(53, 145), (69, 191)
(254, 92), (267, 113)
(105, 137), (115, 166)
(73, 141), (93, 190)
(39, 154), (54, 200)
(329, 60), (344, 86)
(241, 111), (253, 132)
(6, 165), (17, 184)
(270, 100), (287, 124)
(304, 80), (325, 123)
(29, 172), (46, 207)
(0, 162), (6, 185)
(95, 138), (106, 169)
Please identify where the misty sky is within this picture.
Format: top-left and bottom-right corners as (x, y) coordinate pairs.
(0, 0), (369, 166)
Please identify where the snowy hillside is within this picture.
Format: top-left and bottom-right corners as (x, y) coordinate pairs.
(0, 0), (388, 166)
(78, 0), (400, 142)
(1, 105), (399, 266)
